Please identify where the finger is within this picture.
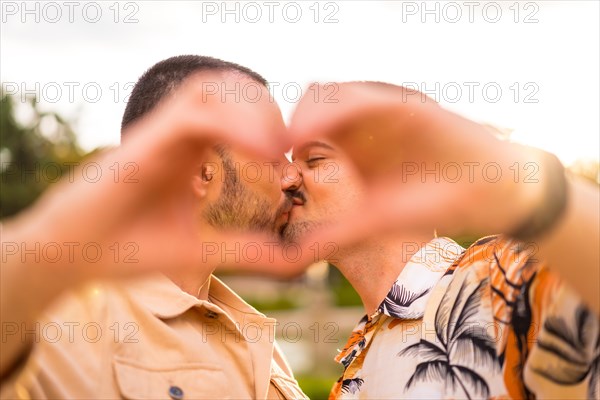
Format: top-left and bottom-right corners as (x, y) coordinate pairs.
(193, 230), (319, 279)
(168, 72), (291, 158)
(296, 182), (485, 254)
(288, 81), (437, 146)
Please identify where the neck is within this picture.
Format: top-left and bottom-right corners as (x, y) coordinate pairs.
(165, 217), (216, 300)
(164, 269), (213, 301)
(331, 233), (434, 316)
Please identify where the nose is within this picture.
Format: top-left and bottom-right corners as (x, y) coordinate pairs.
(280, 161), (303, 192)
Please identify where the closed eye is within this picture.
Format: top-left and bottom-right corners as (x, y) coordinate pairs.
(306, 157), (326, 167)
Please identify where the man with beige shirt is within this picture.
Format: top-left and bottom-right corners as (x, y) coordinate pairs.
(1, 56), (307, 399)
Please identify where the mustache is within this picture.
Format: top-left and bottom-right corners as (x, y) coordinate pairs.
(275, 190), (305, 219)
(289, 190), (306, 204)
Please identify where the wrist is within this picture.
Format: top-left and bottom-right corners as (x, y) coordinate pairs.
(507, 149), (568, 242)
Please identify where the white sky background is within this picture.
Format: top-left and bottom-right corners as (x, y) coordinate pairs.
(1, 0), (599, 165)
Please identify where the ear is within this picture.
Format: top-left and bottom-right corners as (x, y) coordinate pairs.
(192, 163), (216, 199)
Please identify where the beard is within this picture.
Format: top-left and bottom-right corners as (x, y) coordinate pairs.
(203, 157), (289, 237)
(280, 219), (319, 243)
(279, 189), (321, 243)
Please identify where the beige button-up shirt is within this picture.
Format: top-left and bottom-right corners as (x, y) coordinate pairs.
(1, 274), (307, 399)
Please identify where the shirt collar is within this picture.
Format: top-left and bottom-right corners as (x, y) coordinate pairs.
(124, 273), (265, 319)
(377, 236), (465, 320)
(334, 237), (465, 367)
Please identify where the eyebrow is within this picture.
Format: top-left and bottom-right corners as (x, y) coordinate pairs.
(291, 141), (335, 161)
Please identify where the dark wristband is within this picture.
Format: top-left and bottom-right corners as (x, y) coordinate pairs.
(509, 151), (569, 242)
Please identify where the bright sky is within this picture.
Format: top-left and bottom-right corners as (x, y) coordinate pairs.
(2, 0), (598, 165)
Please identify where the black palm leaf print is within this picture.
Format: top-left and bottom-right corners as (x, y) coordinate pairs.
(493, 255), (536, 398)
(507, 272), (535, 398)
(532, 306), (600, 398)
(380, 284), (431, 319)
(398, 276), (500, 399)
(340, 343), (364, 369)
(340, 378), (364, 395)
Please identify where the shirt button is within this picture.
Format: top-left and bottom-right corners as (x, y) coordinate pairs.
(205, 310), (218, 319)
(168, 385), (184, 400)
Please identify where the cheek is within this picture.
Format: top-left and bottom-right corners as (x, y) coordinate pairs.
(260, 172), (284, 205)
(305, 168), (364, 218)
(303, 175), (341, 216)
(237, 164), (281, 201)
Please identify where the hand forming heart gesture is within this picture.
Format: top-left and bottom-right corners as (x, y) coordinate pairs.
(2, 72), (598, 376)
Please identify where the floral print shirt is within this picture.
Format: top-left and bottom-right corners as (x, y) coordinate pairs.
(330, 236), (599, 399)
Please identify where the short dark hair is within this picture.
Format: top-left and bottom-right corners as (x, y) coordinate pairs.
(120, 55), (268, 133)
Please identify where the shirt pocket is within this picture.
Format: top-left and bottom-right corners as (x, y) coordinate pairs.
(113, 356), (232, 400)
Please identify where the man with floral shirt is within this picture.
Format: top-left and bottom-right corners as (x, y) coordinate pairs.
(281, 82), (599, 399)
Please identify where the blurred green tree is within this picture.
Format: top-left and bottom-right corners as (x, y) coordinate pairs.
(1, 91), (85, 219)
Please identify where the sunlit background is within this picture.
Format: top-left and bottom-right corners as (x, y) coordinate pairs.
(2, 0), (599, 164)
(2, 1), (599, 397)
